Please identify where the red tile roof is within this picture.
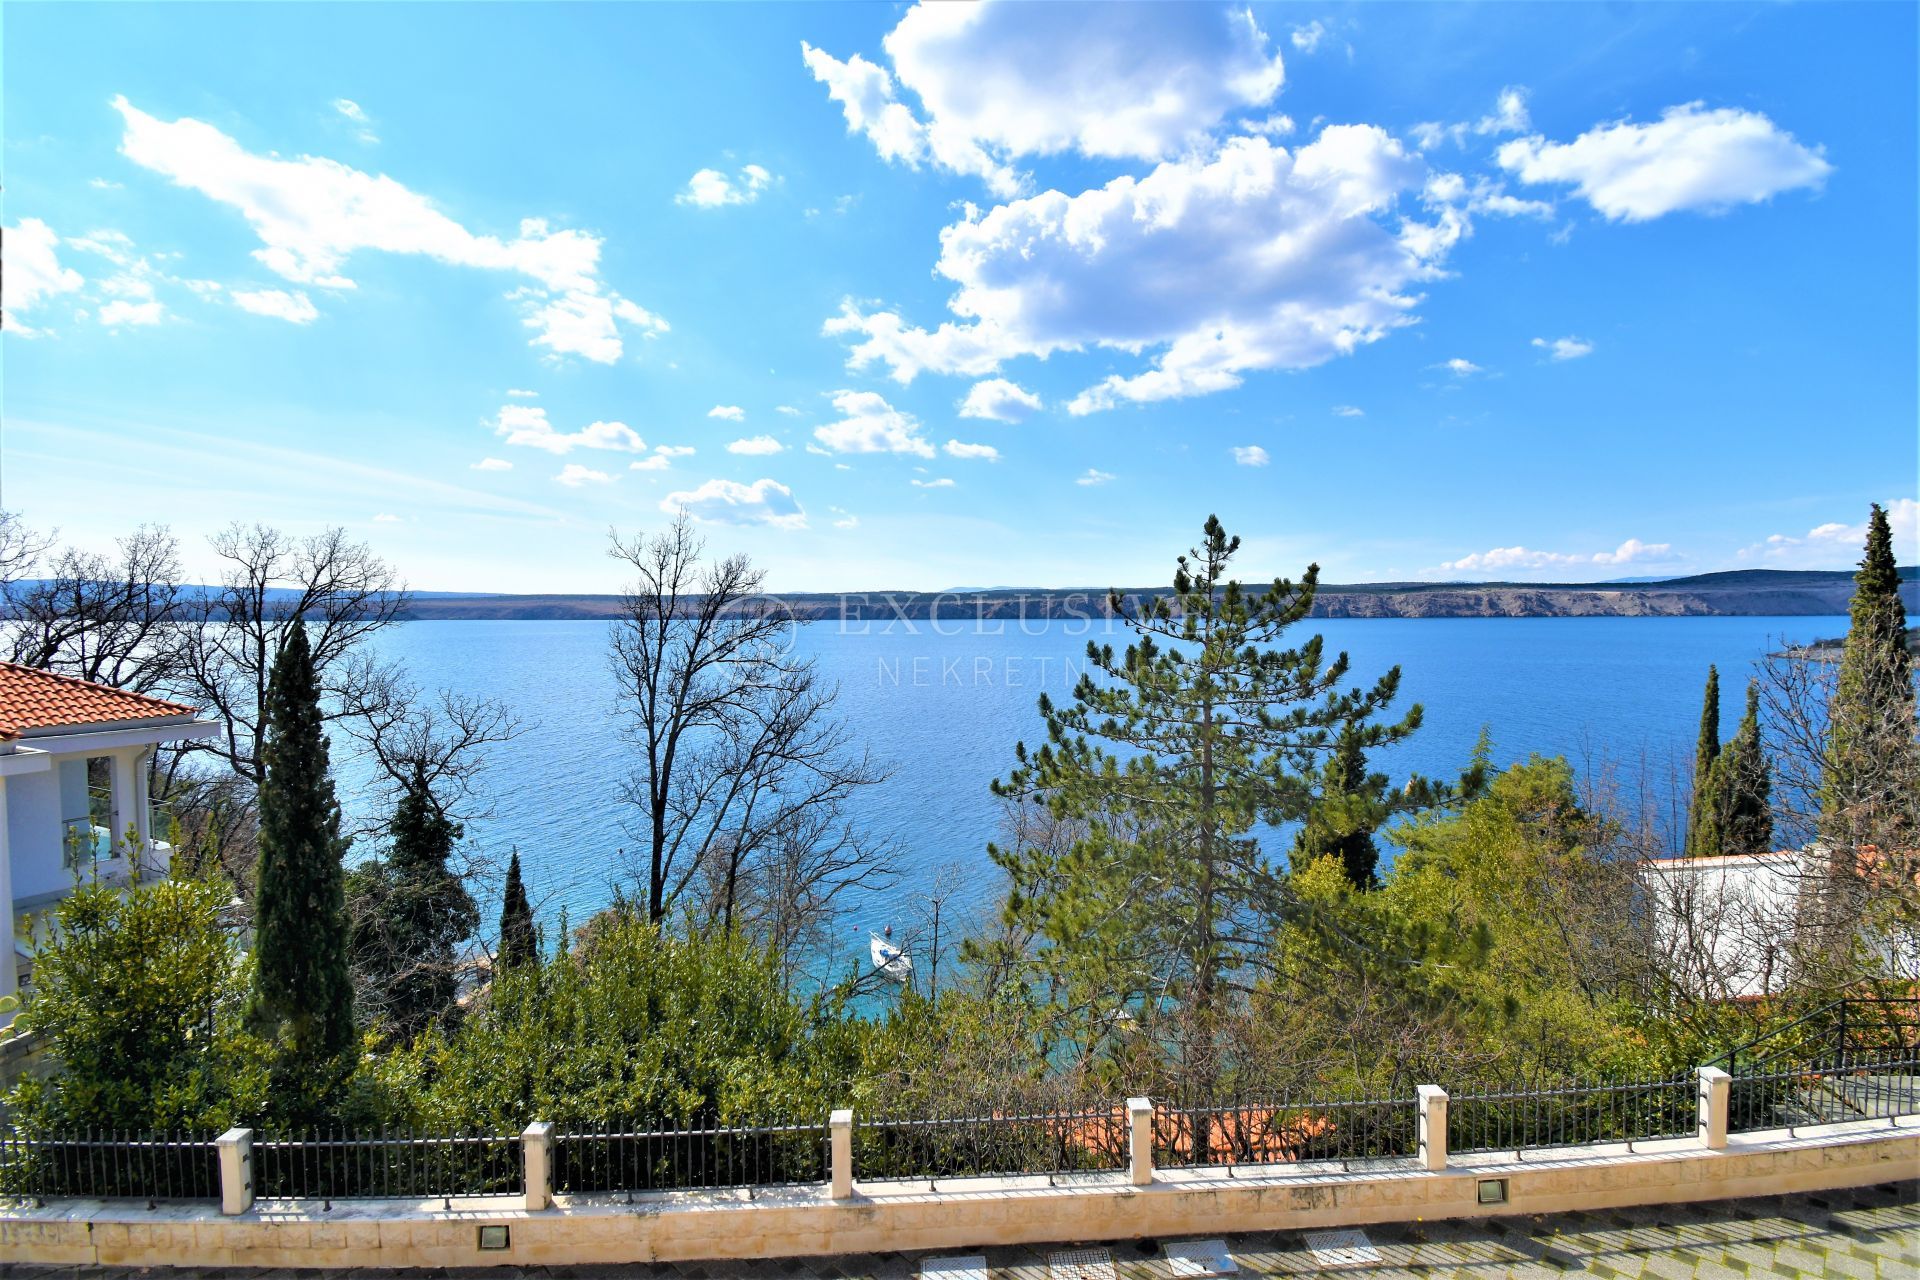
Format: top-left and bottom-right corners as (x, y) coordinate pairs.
(0, 663), (199, 740)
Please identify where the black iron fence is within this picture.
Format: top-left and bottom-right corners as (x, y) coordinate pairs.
(253, 1128), (521, 1203)
(854, 1105), (1129, 1186)
(1448, 1074), (1696, 1157)
(1152, 1094), (1415, 1171)
(1730, 1049), (1920, 1135)
(0, 1128), (219, 1202)
(552, 1120), (828, 1196)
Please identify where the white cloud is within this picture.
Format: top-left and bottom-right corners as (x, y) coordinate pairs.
(1740, 499), (1919, 567)
(3, 219), (85, 333)
(1412, 87), (1532, 152)
(555, 463), (614, 487)
(811, 389), (935, 457)
(89, 177), (124, 190)
(727, 435), (786, 455)
(1076, 468), (1116, 487)
(630, 444), (695, 471)
(708, 404), (747, 421)
(471, 457), (514, 471)
(1498, 102), (1831, 222)
(803, 1), (1287, 193)
(506, 388), (538, 398)
(98, 298), (165, 327)
(775, 404), (803, 416)
(1243, 113), (1296, 137)
(958, 377), (1042, 422)
(1231, 444), (1270, 467)
(371, 512), (400, 523)
(1437, 357), (1483, 377)
(911, 477), (956, 489)
(232, 288), (319, 323)
(662, 477), (807, 529)
(1532, 335), (1594, 361)
(1439, 538), (1676, 574)
(493, 404), (646, 455)
(1334, 405), (1365, 417)
(111, 96), (665, 362)
(332, 98), (378, 143)
(830, 129), (1460, 414)
(944, 439), (1000, 461)
(1290, 21), (1327, 54)
(830, 506), (859, 529)
(678, 164), (774, 208)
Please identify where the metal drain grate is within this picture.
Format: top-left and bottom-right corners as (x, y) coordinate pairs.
(1048, 1247), (1119, 1280)
(1165, 1237), (1237, 1276)
(920, 1256), (989, 1280)
(1302, 1228), (1383, 1268)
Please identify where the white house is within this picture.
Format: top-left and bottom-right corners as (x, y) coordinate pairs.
(1642, 850), (1810, 1000)
(0, 662), (224, 1004)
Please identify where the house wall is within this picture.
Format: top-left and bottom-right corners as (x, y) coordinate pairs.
(6, 765), (73, 906)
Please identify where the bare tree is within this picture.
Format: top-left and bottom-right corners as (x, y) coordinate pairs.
(338, 677), (526, 836)
(178, 523), (410, 782)
(2, 524), (188, 695)
(608, 514), (888, 923)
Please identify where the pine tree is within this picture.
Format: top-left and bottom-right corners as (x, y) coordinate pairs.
(348, 765), (479, 1040)
(1289, 723), (1483, 888)
(1713, 680), (1773, 856)
(246, 622), (355, 1116)
(1821, 503), (1916, 847)
(498, 848), (537, 970)
(992, 515), (1424, 1097)
(1686, 665), (1722, 856)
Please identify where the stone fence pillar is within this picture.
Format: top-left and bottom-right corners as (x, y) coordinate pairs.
(1416, 1085), (1449, 1172)
(522, 1122), (554, 1210)
(1697, 1066), (1731, 1151)
(216, 1127), (253, 1216)
(1126, 1096), (1154, 1186)
(829, 1108), (854, 1200)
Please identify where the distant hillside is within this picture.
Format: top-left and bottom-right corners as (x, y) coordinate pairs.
(391, 569), (1918, 622)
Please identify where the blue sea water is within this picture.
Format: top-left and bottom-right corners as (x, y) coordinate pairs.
(349, 616), (1837, 934)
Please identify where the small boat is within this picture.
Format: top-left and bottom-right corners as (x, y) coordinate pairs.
(870, 931), (912, 982)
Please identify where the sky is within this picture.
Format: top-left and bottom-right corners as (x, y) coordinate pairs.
(3, 1), (1915, 594)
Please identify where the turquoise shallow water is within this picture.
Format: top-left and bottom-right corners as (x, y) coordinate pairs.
(345, 615), (1835, 944)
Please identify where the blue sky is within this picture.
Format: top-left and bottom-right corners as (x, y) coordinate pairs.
(4, 1), (1914, 593)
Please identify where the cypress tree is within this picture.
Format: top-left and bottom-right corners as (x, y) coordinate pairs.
(498, 848), (537, 970)
(1713, 679), (1773, 856)
(1686, 665), (1723, 857)
(246, 622), (355, 1114)
(1821, 503), (1916, 847)
(349, 765), (479, 1040)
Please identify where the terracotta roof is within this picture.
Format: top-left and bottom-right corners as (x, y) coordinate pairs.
(0, 663), (199, 738)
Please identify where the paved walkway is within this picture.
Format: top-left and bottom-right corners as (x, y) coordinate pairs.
(2, 1181), (1914, 1278)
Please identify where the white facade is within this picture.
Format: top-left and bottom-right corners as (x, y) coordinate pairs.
(1641, 851), (1810, 1000)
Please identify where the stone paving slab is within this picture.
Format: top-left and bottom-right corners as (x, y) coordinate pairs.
(1, 1182), (1914, 1279)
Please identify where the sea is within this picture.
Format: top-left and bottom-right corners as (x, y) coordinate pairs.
(345, 615), (1838, 954)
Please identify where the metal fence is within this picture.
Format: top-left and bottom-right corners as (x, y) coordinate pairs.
(1730, 1050), (1920, 1136)
(854, 1106), (1129, 1187)
(0, 1128), (219, 1202)
(552, 1120), (828, 1196)
(1448, 1074), (1697, 1157)
(1152, 1094), (1416, 1171)
(253, 1128), (521, 1203)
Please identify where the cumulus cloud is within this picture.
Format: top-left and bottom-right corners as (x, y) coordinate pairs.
(1439, 538), (1676, 574)
(493, 404), (646, 455)
(727, 435), (786, 455)
(1740, 499), (1919, 567)
(811, 389), (935, 457)
(678, 164), (774, 208)
(332, 98), (378, 143)
(830, 507), (859, 529)
(111, 96), (665, 362)
(1532, 335), (1594, 361)
(828, 128), (1462, 414)
(1411, 87), (1533, 151)
(99, 298), (165, 326)
(1334, 405), (1365, 417)
(630, 444), (695, 471)
(232, 288), (319, 323)
(803, 1), (1287, 193)
(4, 218), (85, 333)
(506, 388), (538, 398)
(471, 458), (513, 471)
(911, 477), (956, 489)
(662, 477), (807, 529)
(958, 377), (1042, 422)
(1290, 21), (1327, 54)
(1076, 468), (1116, 486)
(944, 440), (1000, 461)
(775, 404), (803, 416)
(556, 463), (614, 487)
(1497, 102), (1831, 222)
(708, 405), (747, 421)
(1231, 444), (1270, 467)
(1436, 357), (1484, 377)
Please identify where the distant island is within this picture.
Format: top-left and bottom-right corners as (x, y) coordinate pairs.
(393, 567), (1920, 622)
(1777, 625), (1920, 660)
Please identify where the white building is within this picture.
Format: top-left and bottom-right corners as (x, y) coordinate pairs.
(1641, 850), (1811, 1000)
(0, 662), (223, 1004)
